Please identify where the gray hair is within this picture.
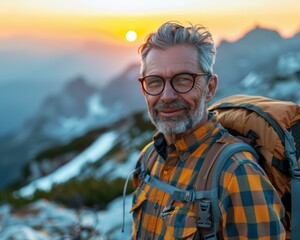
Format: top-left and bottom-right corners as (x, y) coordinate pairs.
(139, 21), (216, 77)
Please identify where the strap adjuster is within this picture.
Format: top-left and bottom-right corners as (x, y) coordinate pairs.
(203, 233), (217, 240)
(140, 170), (148, 180)
(172, 190), (196, 202)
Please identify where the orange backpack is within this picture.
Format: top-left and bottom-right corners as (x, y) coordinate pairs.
(209, 94), (300, 239)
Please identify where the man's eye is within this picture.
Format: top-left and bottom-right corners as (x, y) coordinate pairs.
(174, 75), (193, 85)
(146, 77), (162, 87)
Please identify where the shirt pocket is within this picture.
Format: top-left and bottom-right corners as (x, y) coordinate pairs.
(163, 206), (198, 240)
(130, 187), (148, 238)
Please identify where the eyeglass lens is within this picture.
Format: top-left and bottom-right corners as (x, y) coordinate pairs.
(143, 73), (196, 95)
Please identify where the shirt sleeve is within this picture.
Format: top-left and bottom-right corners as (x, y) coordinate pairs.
(219, 153), (286, 239)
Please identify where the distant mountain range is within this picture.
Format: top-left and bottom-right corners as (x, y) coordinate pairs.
(214, 26), (300, 88)
(0, 26), (300, 238)
(0, 26), (299, 189)
(0, 35), (138, 136)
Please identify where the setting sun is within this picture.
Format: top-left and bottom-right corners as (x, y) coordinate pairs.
(125, 30), (137, 42)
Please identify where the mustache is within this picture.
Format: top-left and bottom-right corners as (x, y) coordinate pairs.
(154, 101), (189, 110)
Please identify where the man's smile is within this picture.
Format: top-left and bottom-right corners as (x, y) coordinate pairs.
(157, 108), (185, 118)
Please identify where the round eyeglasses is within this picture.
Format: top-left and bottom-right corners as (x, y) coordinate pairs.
(138, 72), (210, 96)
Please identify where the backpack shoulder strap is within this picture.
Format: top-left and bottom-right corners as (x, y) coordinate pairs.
(195, 141), (258, 239)
(141, 143), (155, 175)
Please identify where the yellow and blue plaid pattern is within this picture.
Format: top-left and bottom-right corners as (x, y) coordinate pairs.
(131, 115), (285, 239)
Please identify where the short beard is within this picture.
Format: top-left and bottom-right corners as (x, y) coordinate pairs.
(148, 90), (207, 135)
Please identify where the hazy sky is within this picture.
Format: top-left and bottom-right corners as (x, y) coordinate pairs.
(1, 0), (299, 44)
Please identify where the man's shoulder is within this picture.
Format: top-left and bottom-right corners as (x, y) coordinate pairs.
(210, 137), (260, 177)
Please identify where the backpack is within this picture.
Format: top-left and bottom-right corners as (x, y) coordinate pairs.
(208, 94), (300, 239)
(138, 95), (300, 239)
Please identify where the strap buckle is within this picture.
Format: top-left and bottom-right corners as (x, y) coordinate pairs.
(292, 167), (300, 179)
(198, 200), (212, 228)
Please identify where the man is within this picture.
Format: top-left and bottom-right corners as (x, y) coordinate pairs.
(131, 22), (285, 239)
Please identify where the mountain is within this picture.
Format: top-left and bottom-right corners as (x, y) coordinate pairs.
(0, 68), (147, 189)
(101, 63), (145, 115)
(17, 110), (155, 196)
(0, 109), (155, 239)
(2, 59), (299, 236)
(14, 51), (300, 194)
(0, 196), (133, 239)
(23, 77), (106, 141)
(238, 50), (300, 102)
(0, 53), (299, 237)
(1, 26), (300, 190)
(0, 35), (138, 136)
(1, 26), (300, 137)
(0, 77), (104, 189)
(213, 49), (300, 103)
(214, 26), (300, 89)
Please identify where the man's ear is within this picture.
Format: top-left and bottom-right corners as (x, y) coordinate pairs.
(205, 74), (218, 103)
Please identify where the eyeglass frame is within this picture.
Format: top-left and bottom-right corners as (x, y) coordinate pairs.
(138, 72), (211, 96)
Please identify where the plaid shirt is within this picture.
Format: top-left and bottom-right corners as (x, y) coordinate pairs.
(131, 114), (286, 240)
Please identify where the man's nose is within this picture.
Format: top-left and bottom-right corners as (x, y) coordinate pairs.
(160, 81), (177, 102)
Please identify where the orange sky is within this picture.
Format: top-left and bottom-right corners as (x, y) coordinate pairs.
(0, 1), (299, 46)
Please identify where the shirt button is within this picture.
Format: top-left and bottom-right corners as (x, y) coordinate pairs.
(163, 170), (168, 175)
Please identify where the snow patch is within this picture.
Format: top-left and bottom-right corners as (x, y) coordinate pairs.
(88, 94), (107, 116)
(17, 132), (118, 197)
